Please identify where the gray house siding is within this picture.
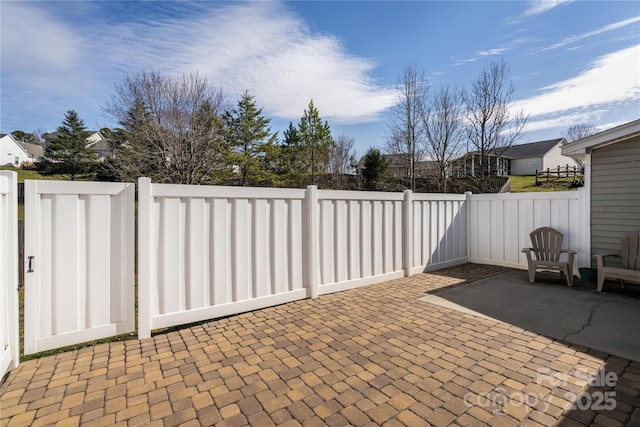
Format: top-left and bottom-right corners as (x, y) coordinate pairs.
(590, 137), (640, 267)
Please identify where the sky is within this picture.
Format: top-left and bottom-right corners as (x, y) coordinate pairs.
(1, 0), (639, 157)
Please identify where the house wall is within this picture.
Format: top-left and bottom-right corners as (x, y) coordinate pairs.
(542, 144), (580, 171)
(590, 137), (640, 268)
(510, 157), (542, 176)
(509, 145), (579, 176)
(0, 136), (29, 167)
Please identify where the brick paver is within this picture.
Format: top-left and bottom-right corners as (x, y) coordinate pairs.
(1, 264), (639, 426)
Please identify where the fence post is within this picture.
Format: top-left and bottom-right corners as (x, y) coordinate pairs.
(23, 180), (37, 355)
(306, 185), (319, 299)
(465, 191), (472, 263)
(0, 171), (19, 374)
(403, 190), (413, 277)
(137, 178), (152, 339)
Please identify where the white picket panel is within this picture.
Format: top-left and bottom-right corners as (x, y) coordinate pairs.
(316, 190), (406, 295)
(468, 191), (584, 271)
(0, 171), (19, 376)
(23, 180), (135, 354)
(137, 178), (589, 338)
(138, 179), (309, 338)
(410, 193), (468, 274)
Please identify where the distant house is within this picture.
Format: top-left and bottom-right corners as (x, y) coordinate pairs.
(0, 134), (44, 167)
(43, 130), (114, 161)
(356, 153), (437, 178)
(561, 119), (640, 268)
(86, 132), (115, 161)
(450, 138), (581, 177)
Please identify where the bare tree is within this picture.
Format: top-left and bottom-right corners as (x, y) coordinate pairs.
(562, 122), (598, 142)
(422, 85), (465, 192)
(461, 59), (527, 179)
(103, 70), (228, 184)
(327, 134), (356, 190)
(385, 64), (429, 191)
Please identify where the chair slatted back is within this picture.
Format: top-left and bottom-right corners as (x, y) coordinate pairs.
(530, 227), (564, 262)
(621, 230), (640, 271)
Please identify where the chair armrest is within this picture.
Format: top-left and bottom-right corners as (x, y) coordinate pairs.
(560, 249), (577, 254)
(593, 253), (620, 259)
(521, 248), (533, 253)
(594, 253), (620, 270)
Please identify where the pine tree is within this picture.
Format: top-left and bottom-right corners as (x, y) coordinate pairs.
(278, 122), (306, 188)
(362, 148), (388, 191)
(39, 110), (98, 180)
(298, 100), (334, 186)
(224, 92), (277, 186)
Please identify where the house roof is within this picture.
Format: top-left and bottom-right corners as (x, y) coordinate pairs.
(561, 119), (640, 160)
(500, 138), (564, 159)
(18, 141), (44, 158)
(455, 138), (565, 161)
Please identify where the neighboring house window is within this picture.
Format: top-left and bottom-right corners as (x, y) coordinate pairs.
(531, 158), (540, 170)
(14, 156), (19, 166)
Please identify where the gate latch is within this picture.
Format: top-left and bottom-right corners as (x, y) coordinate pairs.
(27, 256), (34, 273)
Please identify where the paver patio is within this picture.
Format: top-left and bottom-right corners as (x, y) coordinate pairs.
(1, 264), (639, 426)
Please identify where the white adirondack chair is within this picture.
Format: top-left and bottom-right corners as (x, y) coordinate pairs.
(522, 227), (576, 287)
(595, 229), (640, 292)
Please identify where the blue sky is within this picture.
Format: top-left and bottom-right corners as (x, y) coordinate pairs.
(1, 1), (638, 156)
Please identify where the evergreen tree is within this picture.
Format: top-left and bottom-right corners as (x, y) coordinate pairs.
(298, 100), (334, 186)
(361, 148), (388, 191)
(39, 110), (98, 180)
(278, 122), (306, 188)
(224, 92), (277, 186)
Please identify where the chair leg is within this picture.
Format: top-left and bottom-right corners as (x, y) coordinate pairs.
(528, 267), (535, 283)
(597, 270), (605, 292)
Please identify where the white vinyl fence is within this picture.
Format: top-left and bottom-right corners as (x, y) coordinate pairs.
(23, 180), (135, 354)
(468, 189), (588, 273)
(137, 180), (471, 338)
(138, 180), (310, 338)
(1, 171), (19, 376)
(1, 176), (587, 366)
(410, 193), (468, 274)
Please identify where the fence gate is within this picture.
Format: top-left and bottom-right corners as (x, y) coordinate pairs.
(1, 171), (19, 376)
(23, 180), (135, 355)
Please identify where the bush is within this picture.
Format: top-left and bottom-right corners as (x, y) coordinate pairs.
(19, 161), (37, 170)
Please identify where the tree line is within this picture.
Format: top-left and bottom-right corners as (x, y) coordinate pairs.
(35, 71), (352, 188)
(14, 63), (597, 192)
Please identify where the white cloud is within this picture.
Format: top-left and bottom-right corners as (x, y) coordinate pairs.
(477, 48), (510, 57)
(521, 0), (573, 18)
(538, 16), (640, 51)
(155, 3), (398, 123)
(1, 2), (397, 129)
(515, 45), (640, 118)
(1, 2), (88, 92)
(522, 111), (606, 134)
(2, 2), (81, 71)
(455, 37), (531, 65)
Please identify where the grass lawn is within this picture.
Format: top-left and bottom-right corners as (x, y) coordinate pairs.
(1, 166), (95, 220)
(0, 165), (72, 183)
(508, 175), (582, 193)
